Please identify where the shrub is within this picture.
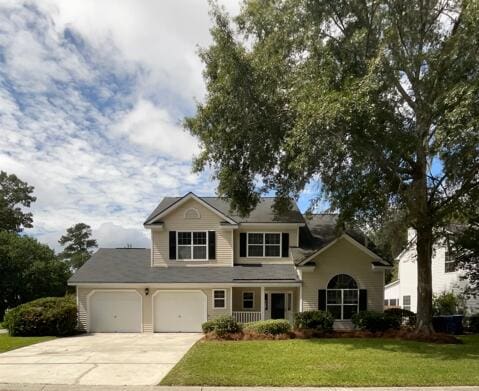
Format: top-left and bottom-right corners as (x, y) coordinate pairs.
(465, 314), (479, 333)
(244, 319), (291, 335)
(384, 307), (417, 327)
(352, 311), (401, 332)
(4, 296), (77, 336)
(201, 316), (242, 337)
(433, 292), (465, 315)
(293, 310), (334, 331)
(201, 320), (216, 333)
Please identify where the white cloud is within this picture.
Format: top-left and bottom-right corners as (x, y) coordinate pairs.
(111, 99), (200, 160)
(93, 222), (150, 249)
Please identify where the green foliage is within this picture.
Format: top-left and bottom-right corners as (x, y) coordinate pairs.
(384, 308), (417, 327)
(201, 316), (242, 337)
(187, 0), (479, 331)
(293, 310), (334, 331)
(465, 314), (479, 333)
(201, 320), (216, 333)
(59, 223), (98, 270)
(352, 311), (401, 332)
(433, 292), (465, 315)
(451, 216), (479, 296)
(4, 296), (77, 336)
(0, 171), (36, 233)
(0, 231), (70, 319)
(244, 319), (291, 335)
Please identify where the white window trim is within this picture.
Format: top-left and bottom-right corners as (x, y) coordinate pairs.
(246, 232), (282, 258)
(212, 289), (226, 309)
(176, 230), (208, 261)
(242, 291), (255, 310)
(326, 289), (359, 320)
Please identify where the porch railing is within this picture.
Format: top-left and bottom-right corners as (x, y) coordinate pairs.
(232, 311), (262, 323)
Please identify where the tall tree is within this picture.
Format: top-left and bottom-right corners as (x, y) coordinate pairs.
(0, 231), (70, 319)
(59, 223), (98, 270)
(186, 0), (479, 333)
(0, 171), (36, 232)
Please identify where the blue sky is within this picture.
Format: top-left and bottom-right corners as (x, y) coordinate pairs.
(0, 0), (317, 251)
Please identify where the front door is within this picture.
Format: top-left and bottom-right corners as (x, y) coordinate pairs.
(271, 293), (285, 319)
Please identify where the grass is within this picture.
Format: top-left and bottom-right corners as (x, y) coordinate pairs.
(161, 335), (479, 386)
(0, 334), (56, 353)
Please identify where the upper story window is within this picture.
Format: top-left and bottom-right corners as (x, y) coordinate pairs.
(177, 231), (207, 260)
(247, 232), (281, 257)
(445, 237), (457, 273)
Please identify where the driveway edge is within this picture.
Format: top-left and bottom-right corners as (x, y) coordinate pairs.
(1, 385), (479, 391)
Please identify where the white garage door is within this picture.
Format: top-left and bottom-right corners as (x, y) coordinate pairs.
(154, 291), (206, 332)
(89, 291), (142, 333)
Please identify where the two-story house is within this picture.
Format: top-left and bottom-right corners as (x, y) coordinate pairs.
(69, 192), (391, 333)
(384, 228), (479, 313)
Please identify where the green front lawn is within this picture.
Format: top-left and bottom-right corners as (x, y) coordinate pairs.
(161, 336), (479, 386)
(0, 334), (56, 353)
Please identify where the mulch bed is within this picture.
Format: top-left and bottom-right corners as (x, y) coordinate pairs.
(204, 328), (462, 344)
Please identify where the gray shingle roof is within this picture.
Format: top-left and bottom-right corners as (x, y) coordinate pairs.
(145, 193), (305, 224)
(68, 248), (300, 284)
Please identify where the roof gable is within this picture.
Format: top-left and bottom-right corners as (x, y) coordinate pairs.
(145, 192), (236, 225)
(145, 193), (305, 225)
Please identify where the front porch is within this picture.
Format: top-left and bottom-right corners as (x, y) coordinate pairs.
(231, 286), (300, 323)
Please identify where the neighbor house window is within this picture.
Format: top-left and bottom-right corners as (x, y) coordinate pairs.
(384, 299), (389, 306)
(327, 274), (359, 320)
(445, 237), (456, 273)
(243, 292), (254, 309)
(390, 299), (398, 306)
(247, 233), (281, 257)
(403, 295), (411, 311)
(177, 231), (207, 260)
(287, 293), (292, 311)
(213, 289), (226, 309)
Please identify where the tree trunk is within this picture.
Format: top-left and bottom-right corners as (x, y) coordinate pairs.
(415, 225), (435, 334)
(412, 126), (435, 334)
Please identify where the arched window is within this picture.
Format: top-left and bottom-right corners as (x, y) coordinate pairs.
(327, 274), (358, 289)
(327, 274), (359, 320)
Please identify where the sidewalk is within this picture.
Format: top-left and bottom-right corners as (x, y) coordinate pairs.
(0, 385), (478, 391)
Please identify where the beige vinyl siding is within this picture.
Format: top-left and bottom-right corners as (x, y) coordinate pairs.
(302, 237), (384, 312)
(152, 198), (233, 266)
(232, 287), (261, 311)
(76, 287), (230, 332)
(77, 287), (88, 331)
(234, 227), (298, 264)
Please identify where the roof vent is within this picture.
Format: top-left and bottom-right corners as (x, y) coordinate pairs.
(184, 207), (201, 219)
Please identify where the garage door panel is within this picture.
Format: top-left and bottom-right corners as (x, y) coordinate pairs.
(89, 291), (142, 333)
(154, 291), (206, 332)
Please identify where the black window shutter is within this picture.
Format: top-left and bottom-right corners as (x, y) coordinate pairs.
(240, 233), (247, 257)
(318, 289), (326, 311)
(359, 289), (368, 311)
(169, 231), (176, 260)
(281, 233), (289, 257)
(208, 231), (216, 260)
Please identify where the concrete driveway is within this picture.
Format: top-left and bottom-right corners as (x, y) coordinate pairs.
(0, 333), (201, 386)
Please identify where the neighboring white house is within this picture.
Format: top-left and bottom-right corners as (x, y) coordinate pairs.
(385, 228), (479, 314)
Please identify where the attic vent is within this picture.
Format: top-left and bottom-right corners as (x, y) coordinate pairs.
(184, 207), (201, 219)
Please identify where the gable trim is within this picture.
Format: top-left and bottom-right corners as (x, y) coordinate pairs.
(298, 234), (387, 266)
(145, 192), (237, 225)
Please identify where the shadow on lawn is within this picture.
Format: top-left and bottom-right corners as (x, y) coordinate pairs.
(304, 336), (479, 361)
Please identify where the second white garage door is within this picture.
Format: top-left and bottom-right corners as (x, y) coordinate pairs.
(89, 291), (142, 333)
(154, 291), (206, 332)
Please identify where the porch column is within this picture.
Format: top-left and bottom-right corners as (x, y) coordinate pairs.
(260, 286), (265, 320)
